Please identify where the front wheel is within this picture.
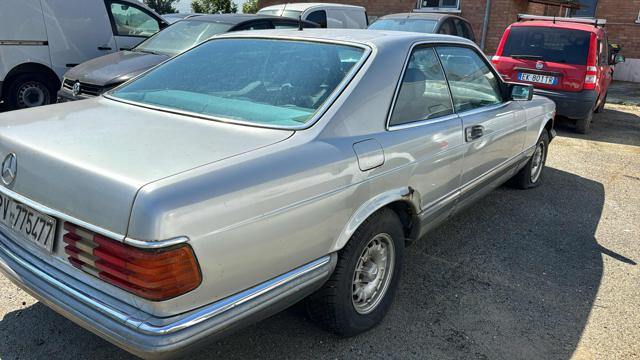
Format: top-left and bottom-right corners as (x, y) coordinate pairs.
(306, 208), (404, 336)
(509, 130), (549, 189)
(5, 73), (57, 110)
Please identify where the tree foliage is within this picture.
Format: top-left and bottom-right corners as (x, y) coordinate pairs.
(242, 0), (259, 14)
(191, 0), (238, 14)
(144, 0), (178, 14)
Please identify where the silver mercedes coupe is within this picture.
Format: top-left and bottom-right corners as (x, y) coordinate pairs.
(0, 29), (555, 358)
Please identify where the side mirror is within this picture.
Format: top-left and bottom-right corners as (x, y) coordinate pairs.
(610, 43), (622, 54)
(614, 54), (626, 65)
(508, 82), (534, 101)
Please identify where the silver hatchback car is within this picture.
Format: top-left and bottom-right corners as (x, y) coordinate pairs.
(0, 30), (555, 358)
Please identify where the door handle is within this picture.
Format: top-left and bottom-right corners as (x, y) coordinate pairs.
(98, 46), (112, 51)
(465, 125), (484, 141)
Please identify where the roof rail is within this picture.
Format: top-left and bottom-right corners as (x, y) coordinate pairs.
(517, 14), (606, 27)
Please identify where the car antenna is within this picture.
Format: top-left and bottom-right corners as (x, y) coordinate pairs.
(298, 14), (303, 31)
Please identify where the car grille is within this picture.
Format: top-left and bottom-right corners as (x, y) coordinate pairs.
(63, 79), (105, 97)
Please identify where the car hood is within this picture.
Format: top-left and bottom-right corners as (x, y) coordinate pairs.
(65, 51), (169, 86)
(0, 98), (293, 237)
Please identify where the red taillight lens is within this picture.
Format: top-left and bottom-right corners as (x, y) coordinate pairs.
(63, 222), (201, 301)
(584, 34), (599, 90)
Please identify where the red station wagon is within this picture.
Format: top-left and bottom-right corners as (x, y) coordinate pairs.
(492, 15), (625, 133)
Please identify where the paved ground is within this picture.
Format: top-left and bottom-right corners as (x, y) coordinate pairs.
(607, 81), (640, 107)
(0, 104), (639, 360)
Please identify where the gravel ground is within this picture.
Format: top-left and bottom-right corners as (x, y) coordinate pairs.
(0, 104), (639, 360)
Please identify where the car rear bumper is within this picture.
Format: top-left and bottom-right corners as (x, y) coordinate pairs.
(533, 89), (597, 120)
(0, 231), (335, 359)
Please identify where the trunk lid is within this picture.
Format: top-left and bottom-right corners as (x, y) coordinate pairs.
(0, 98), (293, 236)
(493, 25), (594, 93)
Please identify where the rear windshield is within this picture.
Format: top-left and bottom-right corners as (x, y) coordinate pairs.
(135, 20), (232, 56)
(111, 38), (365, 128)
(502, 26), (591, 65)
(369, 19), (437, 33)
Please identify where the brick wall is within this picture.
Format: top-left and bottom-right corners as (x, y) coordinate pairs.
(596, 0), (640, 58)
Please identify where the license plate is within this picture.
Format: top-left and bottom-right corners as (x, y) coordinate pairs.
(0, 193), (57, 252)
(518, 72), (558, 85)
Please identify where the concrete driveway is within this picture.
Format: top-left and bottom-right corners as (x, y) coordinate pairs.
(0, 104), (639, 360)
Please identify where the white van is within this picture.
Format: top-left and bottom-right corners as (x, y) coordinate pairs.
(0, 0), (167, 110)
(257, 3), (368, 29)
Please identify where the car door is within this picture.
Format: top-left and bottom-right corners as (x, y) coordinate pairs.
(105, 0), (163, 51)
(42, 0), (117, 77)
(384, 45), (464, 227)
(436, 46), (526, 201)
(598, 33), (613, 96)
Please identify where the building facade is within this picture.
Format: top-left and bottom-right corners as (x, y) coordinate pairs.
(257, 0), (640, 81)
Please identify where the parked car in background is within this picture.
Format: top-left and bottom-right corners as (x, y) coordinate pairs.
(162, 13), (203, 24)
(491, 15), (625, 133)
(58, 14), (318, 102)
(369, 13), (476, 43)
(258, 3), (368, 28)
(0, 0), (167, 111)
(0, 29), (555, 358)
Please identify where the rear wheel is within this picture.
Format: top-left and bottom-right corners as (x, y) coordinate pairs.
(6, 73), (57, 110)
(595, 92), (607, 113)
(509, 130), (549, 189)
(575, 108), (594, 134)
(306, 208), (404, 336)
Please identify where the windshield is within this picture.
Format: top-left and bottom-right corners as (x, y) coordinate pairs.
(135, 20), (232, 56)
(258, 9), (302, 19)
(502, 26), (591, 65)
(111, 38), (366, 128)
(369, 19), (438, 33)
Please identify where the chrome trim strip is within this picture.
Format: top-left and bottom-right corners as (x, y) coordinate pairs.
(0, 235), (330, 336)
(135, 255), (331, 335)
(0, 186), (124, 240)
(123, 236), (189, 249)
(104, 35), (373, 131)
(0, 40), (47, 46)
(387, 113), (459, 131)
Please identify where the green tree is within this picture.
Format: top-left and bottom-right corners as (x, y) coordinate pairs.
(242, 0), (259, 14)
(191, 0), (238, 14)
(144, 0), (178, 14)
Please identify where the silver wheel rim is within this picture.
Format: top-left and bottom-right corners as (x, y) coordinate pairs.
(530, 141), (545, 183)
(18, 82), (49, 108)
(352, 233), (395, 315)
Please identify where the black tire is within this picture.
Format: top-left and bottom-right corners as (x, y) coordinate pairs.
(594, 92), (607, 113)
(305, 207), (404, 337)
(508, 130), (549, 189)
(575, 108), (593, 134)
(5, 73), (57, 110)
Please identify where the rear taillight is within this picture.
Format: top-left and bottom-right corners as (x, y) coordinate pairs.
(63, 222), (201, 301)
(491, 56), (501, 66)
(584, 34), (599, 90)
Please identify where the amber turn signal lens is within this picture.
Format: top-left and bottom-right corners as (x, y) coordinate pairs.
(63, 222), (201, 301)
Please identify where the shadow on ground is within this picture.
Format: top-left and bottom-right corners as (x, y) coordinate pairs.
(555, 106), (640, 147)
(0, 167), (615, 360)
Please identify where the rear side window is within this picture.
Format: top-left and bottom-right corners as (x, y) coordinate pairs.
(438, 19), (455, 35)
(306, 10), (327, 28)
(389, 47), (453, 126)
(502, 26), (591, 65)
(437, 46), (503, 112)
(455, 19), (475, 42)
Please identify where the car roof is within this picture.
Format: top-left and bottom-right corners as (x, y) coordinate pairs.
(182, 13), (306, 25)
(211, 28), (475, 48)
(377, 12), (463, 21)
(511, 20), (602, 33)
(260, 2), (366, 11)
